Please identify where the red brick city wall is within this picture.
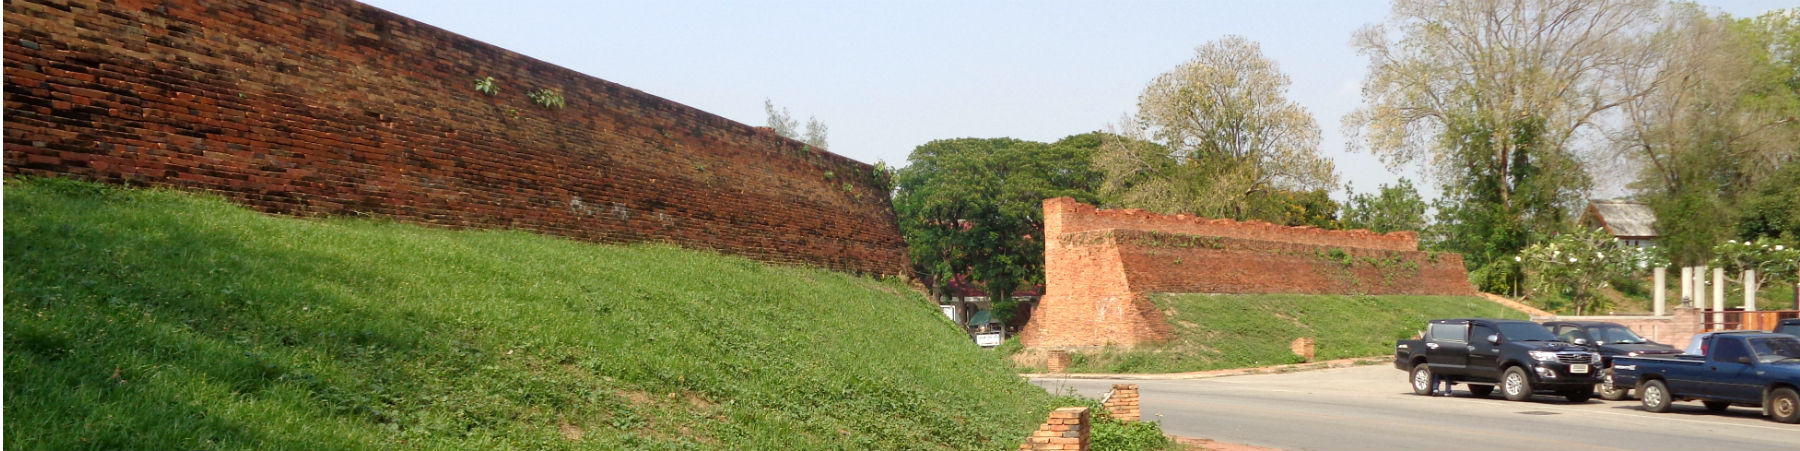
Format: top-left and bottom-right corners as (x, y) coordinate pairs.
(1111, 230), (1476, 296)
(1022, 198), (1475, 348)
(3, 0), (907, 276)
(1043, 197), (1419, 252)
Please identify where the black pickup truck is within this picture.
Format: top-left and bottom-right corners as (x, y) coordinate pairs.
(1612, 331), (1800, 423)
(1542, 320), (1681, 400)
(1396, 318), (1604, 402)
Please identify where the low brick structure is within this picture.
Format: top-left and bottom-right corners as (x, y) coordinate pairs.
(1018, 407), (1090, 451)
(1102, 384), (1140, 422)
(1546, 306), (1704, 349)
(1021, 198), (1477, 349)
(1290, 337), (1316, 362)
(1046, 350), (1070, 373)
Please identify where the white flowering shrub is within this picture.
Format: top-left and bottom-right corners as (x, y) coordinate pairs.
(1517, 227), (1650, 315)
(1709, 237), (1800, 290)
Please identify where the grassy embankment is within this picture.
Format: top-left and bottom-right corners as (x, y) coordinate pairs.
(1008, 293), (1529, 374)
(4, 178), (1148, 450)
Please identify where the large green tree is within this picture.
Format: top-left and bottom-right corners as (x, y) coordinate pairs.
(1340, 178), (1426, 235)
(1612, 7), (1800, 264)
(892, 136), (1103, 302)
(1096, 36), (1337, 221)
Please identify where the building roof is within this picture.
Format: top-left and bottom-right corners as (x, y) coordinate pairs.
(1585, 200), (1657, 238)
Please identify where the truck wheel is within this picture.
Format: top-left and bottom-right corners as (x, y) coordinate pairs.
(1502, 367), (1534, 401)
(1468, 384), (1494, 398)
(1564, 388), (1594, 403)
(1410, 363), (1434, 396)
(1640, 380), (1672, 413)
(1770, 388), (1800, 424)
(1703, 401), (1731, 412)
(1599, 368), (1629, 401)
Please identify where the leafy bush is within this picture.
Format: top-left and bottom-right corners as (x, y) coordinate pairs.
(1467, 259), (1522, 295)
(1044, 396), (1176, 451)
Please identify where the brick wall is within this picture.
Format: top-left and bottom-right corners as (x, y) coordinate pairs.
(1101, 384), (1139, 422)
(1045, 197), (1420, 252)
(1022, 198), (1476, 348)
(3, 0), (908, 276)
(1018, 407), (1089, 451)
(1547, 307), (1704, 349)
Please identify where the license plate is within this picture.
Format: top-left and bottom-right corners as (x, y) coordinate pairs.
(1570, 364), (1589, 374)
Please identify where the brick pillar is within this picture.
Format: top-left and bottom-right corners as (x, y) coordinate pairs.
(1102, 384), (1140, 422)
(1019, 407), (1090, 451)
(1047, 350), (1070, 373)
(1290, 337), (1316, 362)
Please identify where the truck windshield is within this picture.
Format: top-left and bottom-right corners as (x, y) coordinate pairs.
(1497, 323), (1558, 342)
(1585, 325), (1647, 345)
(1749, 337), (1800, 363)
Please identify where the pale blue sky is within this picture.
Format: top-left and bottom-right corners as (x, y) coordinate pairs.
(361, 0), (1791, 201)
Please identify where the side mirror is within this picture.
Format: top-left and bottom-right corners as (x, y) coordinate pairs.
(1487, 334), (1501, 345)
(1572, 338), (1589, 346)
(1738, 356), (1754, 365)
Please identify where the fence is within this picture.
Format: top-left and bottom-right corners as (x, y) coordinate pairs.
(1701, 309), (1800, 332)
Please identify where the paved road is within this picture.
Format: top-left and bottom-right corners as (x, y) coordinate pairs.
(1032, 364), (1800, 451)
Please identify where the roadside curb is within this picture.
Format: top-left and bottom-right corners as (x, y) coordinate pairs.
(1023, 356), (1388, 380)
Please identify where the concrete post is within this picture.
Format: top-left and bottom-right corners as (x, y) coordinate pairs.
(1744, 269), (1757, 313)
(1654, 267), (1667, 316)
(1713, 267), (1726, 329)
(1696, 265), (1709, 310)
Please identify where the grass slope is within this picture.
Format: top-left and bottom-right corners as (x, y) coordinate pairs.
(1031, 293), (1528, 374)
(3, 178), (1056, 450)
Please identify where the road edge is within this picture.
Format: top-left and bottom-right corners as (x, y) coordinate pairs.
(1022, 356), (1388, 380)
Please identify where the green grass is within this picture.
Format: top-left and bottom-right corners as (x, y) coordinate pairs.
(1043, 293), (1529, 374)
(4, 177), (1073, 450)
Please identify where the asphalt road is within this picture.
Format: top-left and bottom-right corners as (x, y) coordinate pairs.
(1032, 364), (1800, 451)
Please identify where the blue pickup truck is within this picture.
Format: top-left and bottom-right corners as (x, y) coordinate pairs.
(1611, 331), (1800, 423)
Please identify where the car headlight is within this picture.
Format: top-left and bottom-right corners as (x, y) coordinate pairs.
(1627, 351), (1641, 357)
(1530, 350), (1557, 362)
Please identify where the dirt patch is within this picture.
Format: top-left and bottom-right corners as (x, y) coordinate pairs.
(1172, 435), (1283, 451)
(558, 420), (583, 441)
(1009, 348), (1049, 370)
(619, 389), (655, 406)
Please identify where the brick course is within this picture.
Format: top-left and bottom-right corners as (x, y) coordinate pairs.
(3, 0), (907, 276)
(1022, 198), (1477, 348)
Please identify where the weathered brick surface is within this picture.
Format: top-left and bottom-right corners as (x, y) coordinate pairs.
(1017, 407), (1089, 451)
(3, 0), (907, 276)
(1022, 198), (1476, 348)
(1101, 384), (1139, 422)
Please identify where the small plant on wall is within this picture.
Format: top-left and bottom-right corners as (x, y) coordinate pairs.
(528, 88), (566, 109)
(473, 76), (498, 96)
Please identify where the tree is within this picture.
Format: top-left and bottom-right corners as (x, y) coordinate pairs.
(1346, 0), (1665, 258)
(763, 98), (828, 149)
(1610, 7), (1800, 264)
(1518, 227), (1652, 315)
(1096, 36), (1336, 221)
(892, 137), (1103, 304)
(1341, 178), (1426, 234)
(1710, 237), (1800, 294)
(1737, 161), (1800, 241)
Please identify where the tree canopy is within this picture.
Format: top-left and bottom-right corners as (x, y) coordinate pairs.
(892, 136), (1103, 302)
